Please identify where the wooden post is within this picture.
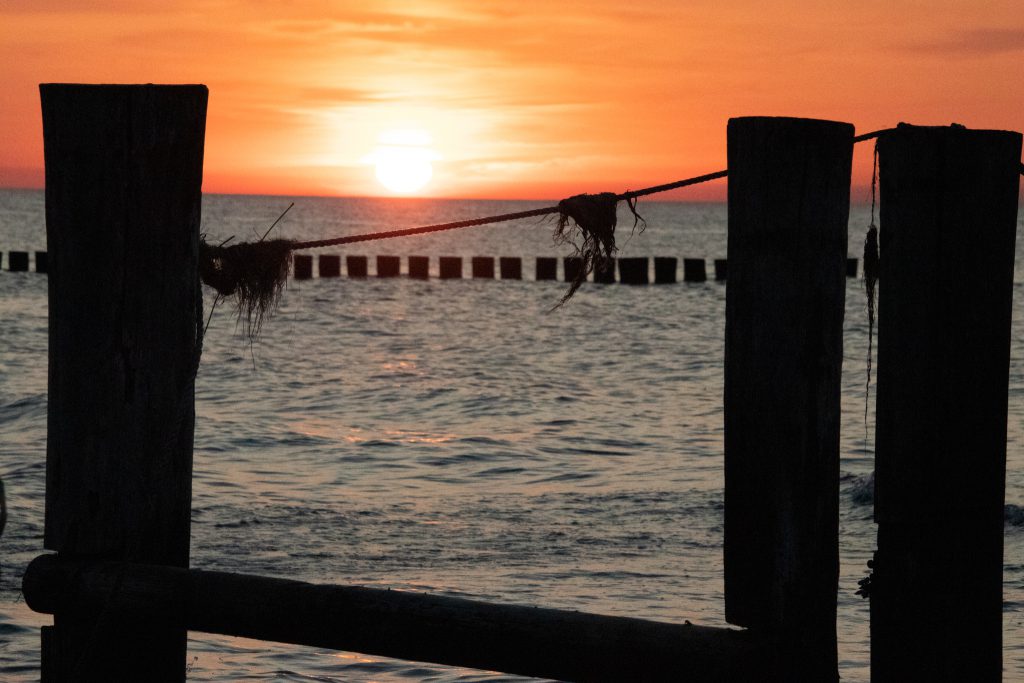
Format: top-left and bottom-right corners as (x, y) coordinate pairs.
(846, 257), (858, 278)
(535, 257), (557, 280)
(346, 255), (368, 277)
(319, 254), (340, 278)
(724, 116), (852, 681)
(293, 254), (313, 279)
(654, 257), (677, 284)
(439, 256), (462, 279)
(499, 256), (521, 280)
(36, 251), (49, 273)
(871, 123), (1020, 682)
(563, 256), (584, 283)
(682, 258), (705, 283)
(594, 257), (616, 284)
(618, 257), (648, 284)
(408, 255), (429, 279)
(9, 250), (28, 271)
(40, 83), (207, 682)
(471, 256), (495, 278)
(377, 255), (400, 277)
(714, 259), (727, 281)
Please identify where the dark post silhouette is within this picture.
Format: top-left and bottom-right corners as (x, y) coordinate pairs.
(408, 255), (429, 279)
(617, 257), (648, 284)
(871, 123), (1020, 682)
(535, 257), (557, 280)
(563, 256), (584, 283)
(471, 256), (495, 278)
(845, 258), (858, 277)
(714, 259), (727, 281)
(293, 254), (313, 279)
(346, 255), (368, 277)
(8, 251), (28, 271)
(654, 257), (677, 283)
(39, 83), (207, 682)
(319, 254), (340, 278)
(682, 258), (705, 282)
(499, 257), (521, 280)
(439, 256), (462, 279)
(35, 251), (48, 273)
(594, 257), (616, 284)
(724, 116), (852, 681)
(377, 255), (400, 277)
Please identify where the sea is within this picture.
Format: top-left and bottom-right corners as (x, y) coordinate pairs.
(0, 188), (1022, 681)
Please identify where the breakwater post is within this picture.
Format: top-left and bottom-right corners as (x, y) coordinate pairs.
(439, 256), (462, 279)
(319, 254), (340, 278)
(409, 255), (429, 279)
(39, 83), (206, 681)
(871, 124), (1021, 681)
(535, 257), (557, 280)
(293, 254), (313, 279)
(499, 256), (521, 280)
(347, 255), (368, 277)
(724, 116), (852, 681)
(377, 255), (400, 277)
(471, 256), (494, 279)
(8, 251), (28, 271)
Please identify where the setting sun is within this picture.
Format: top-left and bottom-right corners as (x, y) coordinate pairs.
(365, 129), (439, 195)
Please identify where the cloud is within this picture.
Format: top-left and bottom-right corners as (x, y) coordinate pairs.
(907, 27), (1024, 55)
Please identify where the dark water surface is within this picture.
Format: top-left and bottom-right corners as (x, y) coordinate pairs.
(1, 190), (1022, 680)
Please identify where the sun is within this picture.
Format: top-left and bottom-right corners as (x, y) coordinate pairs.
(366, 129), (439, 194)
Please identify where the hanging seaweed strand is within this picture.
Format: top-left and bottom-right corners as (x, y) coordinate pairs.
(863, 140), (881, 445)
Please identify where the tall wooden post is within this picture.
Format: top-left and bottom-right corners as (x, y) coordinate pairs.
(872, 124), (1020, 681)
(724, 116), (852, 680)
(40, 84), (207, 681)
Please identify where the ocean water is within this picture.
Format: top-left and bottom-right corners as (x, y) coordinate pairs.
(0, 188), (1022, 681)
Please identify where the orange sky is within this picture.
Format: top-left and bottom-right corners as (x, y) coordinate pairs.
(0, 1), (1021, 200)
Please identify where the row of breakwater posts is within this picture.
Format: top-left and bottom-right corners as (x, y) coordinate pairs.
(19, 85), (1021, 682)
(2, 251), (871, 282)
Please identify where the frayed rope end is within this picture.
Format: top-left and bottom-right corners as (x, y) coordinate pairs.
(200, 238), (295, 340)
(552, 192), (644, 308)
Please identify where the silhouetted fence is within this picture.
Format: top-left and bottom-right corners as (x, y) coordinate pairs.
(3, 251), (873, 282)
(21, 86), (1020, 683)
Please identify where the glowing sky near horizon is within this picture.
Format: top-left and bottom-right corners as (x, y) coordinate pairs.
(0, 1), (1021, 199)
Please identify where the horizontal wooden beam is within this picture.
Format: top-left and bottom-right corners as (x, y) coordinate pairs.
(24, 554), (766, 682)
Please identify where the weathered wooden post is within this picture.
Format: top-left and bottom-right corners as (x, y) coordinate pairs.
(293, 254), (313, 279)
(714, 258), (727, 281)
(499, 256), (521, 280)
(439, 256), (462, 279)
(319, 254), (340, 278)
(408, 255), (429, 279)
(563, 256), (584, 283)
(682, 258), (705, 283)
(535, 257), (557, 280)
(38, 83), (207, 681)
(9, 250), (29, 271)
(594, 257), (616, 284)
(346, 255), (368, 277)
(618, 257), (648, 284)
(377, 255), (400, 277)
(724, 116), (852, 681)
(471, 256), (494, 279)
(654, 257), (677, 284)
(871, 123), (1020, 682)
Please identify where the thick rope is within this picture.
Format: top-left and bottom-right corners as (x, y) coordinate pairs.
(200, 127), (903, 334)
